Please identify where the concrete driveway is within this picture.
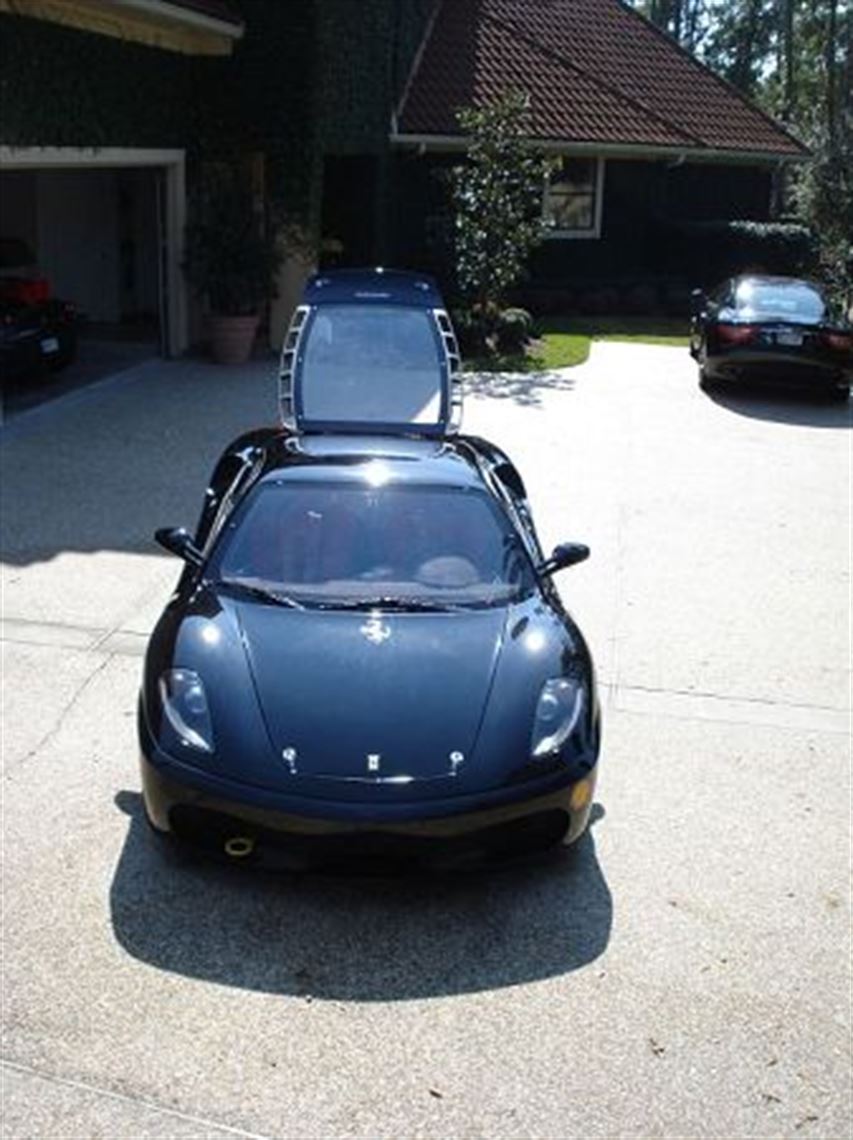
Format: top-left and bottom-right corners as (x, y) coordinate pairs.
(2, 345), (850, 1138)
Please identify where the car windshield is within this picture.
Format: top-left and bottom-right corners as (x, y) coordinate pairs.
(299, 305), (444, 427)
(734, 280), (826, 322)
(211, 480), (535, 609)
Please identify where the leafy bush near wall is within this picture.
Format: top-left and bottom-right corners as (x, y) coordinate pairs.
(452, 304), (535, 356)
(495, 307), (534, 352)
(664, 220), (819, 284)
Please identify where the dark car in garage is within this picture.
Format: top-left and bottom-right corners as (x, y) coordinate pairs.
(0, 237), (77, 383)
(690, 275), (852, 399)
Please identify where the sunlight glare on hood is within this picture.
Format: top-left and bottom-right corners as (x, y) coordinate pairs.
(524, 629), (547, 653)
(363, 460), (392, 487)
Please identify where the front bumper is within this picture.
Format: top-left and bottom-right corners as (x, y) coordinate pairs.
(140, 750), (597, 872)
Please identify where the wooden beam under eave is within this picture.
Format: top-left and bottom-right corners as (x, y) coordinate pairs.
(0, 0), (238, 56)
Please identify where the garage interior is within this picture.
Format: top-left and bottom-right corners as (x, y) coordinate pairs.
(0, 162), (169, 417)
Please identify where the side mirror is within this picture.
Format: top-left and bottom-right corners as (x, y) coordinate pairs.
(155, 526), (203, 567)
(690, 288), (706, 315)
(538, 542), (590, 577)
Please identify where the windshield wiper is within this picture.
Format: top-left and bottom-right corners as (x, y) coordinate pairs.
(218, 579), (304, 610)
(315, 596), (464, 613)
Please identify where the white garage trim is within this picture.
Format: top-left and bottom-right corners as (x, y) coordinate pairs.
(0, 146), (187, 355)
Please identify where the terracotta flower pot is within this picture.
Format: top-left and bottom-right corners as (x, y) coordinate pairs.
(208, 313), (259, 364)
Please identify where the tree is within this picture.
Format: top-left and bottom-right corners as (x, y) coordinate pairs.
(630, 0), (710, 52)
(449, 90), (554, 315)
(701, 0), (774, 98)
(761, 0), (852, 301)
(632, 0), (853, 301)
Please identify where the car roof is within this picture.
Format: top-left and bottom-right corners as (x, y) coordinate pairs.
(301, 268), (444, 308)
(257, 433), (487, 490)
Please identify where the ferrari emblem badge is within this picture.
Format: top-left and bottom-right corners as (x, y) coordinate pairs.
(360, 617), (391, 644)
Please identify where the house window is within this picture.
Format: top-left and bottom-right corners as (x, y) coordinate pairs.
(544, 157), (603, 239)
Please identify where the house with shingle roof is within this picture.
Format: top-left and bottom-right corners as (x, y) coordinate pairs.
(320, 0), (809, 310)
(394, 0), (805, 161)
(0, 0), (811, 363)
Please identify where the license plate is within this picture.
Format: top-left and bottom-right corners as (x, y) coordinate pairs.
(776, 330), (803, 347)
(40, 336), (60, 354)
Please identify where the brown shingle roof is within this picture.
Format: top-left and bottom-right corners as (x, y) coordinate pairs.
(397, 0), (806, 158)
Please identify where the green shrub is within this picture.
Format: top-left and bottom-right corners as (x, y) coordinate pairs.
(495, 307), (533, 352)
(184, 162), (284, 315)
(667, 220), (819, 284)
(451, 305), (492, 356)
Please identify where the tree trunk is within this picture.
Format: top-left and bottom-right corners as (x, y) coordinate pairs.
(731, 0), (765, 94)
(782, 0), (795, 124)
(825, 0), (838, 148)
(683, 0), (703, 53)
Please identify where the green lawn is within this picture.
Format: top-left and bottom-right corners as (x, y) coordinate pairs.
(559, 315), (691, 347)
(463, 332), (590, 373)
(464, 316), (690, 372)
(539, 316), (690, 366)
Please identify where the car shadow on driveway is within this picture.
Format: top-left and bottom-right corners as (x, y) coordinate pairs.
(705, 383), (852, 428)
(110, 791), (612, 1001)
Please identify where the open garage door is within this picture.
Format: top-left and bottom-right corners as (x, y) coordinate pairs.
(0, 147), (186, 416)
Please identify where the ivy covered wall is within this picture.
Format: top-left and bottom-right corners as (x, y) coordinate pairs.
(0, 13), (204, 149)
(226, 0), (319, 221)
(0, 3), (320, 220)
(317, 0), (436, 156)
(0, 1), (436, 226)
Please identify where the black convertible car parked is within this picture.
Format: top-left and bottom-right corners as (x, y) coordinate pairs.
(690, 275), (852, 399)
(139, 270), (600, 871)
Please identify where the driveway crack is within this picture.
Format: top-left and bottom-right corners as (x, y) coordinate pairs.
(1, 1058), (273, 1140)
(13, 654), (114, 769)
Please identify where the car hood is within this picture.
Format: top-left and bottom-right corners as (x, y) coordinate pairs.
(236, 603), (507, 787)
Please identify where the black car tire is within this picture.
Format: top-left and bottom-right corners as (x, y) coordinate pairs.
(698, 367), (717, 392)
(144, 811), (199, 867)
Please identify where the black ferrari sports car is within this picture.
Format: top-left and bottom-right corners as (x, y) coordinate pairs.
(139, 269), (600, 871)
(690, 275), (852, 399)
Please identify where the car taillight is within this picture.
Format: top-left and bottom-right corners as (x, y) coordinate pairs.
(716, 323), (758, 345)
(13, 278), (51, 305)
(822, 331), (852, 353)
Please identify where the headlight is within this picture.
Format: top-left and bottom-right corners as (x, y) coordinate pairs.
(158, 669), (214, 753)
(530, 677), (585, 759)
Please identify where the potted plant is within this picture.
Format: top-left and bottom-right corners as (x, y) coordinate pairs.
(184, 162), (283, 364)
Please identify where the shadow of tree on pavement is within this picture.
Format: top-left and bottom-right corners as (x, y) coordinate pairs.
(463, 370), (577, 407)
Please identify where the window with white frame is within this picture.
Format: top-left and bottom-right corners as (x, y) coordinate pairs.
(544, 156), (603, 238)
